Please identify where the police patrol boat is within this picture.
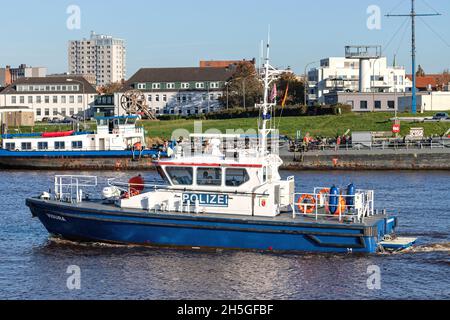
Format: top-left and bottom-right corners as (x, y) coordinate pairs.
(25, 42), (416, 253)
(0, 115), (168, 170)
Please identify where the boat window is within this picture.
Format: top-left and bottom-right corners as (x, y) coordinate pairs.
(5, 143), (16, 150)
(166, 167), (193, 186)
(72, 141), (83, 149)
(55, 141), (65, 150)
(197, 167), (222, 186)
(38, 142), (48, 150)
(225, 168), (250, 187)
(21, 142), (32, 151)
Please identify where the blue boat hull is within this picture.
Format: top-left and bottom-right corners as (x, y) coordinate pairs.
(26, 198), (397, 253)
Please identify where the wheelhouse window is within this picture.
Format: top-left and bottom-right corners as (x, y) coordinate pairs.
(166, 167), (193, 186)
(72, 141), (83, 149)
(21, 142), (32, 150)
(55, 141), (65, 150)
(38, 142), (48, 150)
(197, 167), (222, 186)
(225, 168), (250, 187)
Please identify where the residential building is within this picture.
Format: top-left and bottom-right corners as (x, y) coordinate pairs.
(0, 76), (97, 121)
(307, 55), (411, 106)
(0, 64), (47, 87)
(68, 31), (126, 87)
(115, 67), (234, 116)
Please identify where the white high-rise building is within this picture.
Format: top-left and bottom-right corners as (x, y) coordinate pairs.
(307, 55), (411, 106)
(68, 32), (126, 87)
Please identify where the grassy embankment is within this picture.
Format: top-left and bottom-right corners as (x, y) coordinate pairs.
(6, 112), (450, 141)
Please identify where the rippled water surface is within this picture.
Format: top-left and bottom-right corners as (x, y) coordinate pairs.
(0, 170), (449, 300)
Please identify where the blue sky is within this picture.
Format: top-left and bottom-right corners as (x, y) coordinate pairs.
(1, 0), (449, 77)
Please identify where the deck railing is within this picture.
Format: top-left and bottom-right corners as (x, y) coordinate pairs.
(293, 188), (375, 222)
(54, 175), (98, 203)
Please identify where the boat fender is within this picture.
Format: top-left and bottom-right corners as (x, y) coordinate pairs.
(328, 185), (339, 214)
(326, 195), (347, 216)
(346, 183), (355, 207)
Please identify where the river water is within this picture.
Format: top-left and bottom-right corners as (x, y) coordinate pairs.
(0, 170), (449, 300)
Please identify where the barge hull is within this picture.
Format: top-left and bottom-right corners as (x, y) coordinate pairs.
(26, 198), (397, 253)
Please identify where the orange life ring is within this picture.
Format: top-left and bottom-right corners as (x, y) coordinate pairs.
(297, 194), (316, 214)
(325, 196), (347, 215)
(317, 188), (330, 202)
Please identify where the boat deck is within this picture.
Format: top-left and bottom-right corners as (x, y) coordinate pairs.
(35, 198), (388, 229)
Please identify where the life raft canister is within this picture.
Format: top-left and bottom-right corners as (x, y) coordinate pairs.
(328, 185), (339, 215)
(122, 175), (145, 199)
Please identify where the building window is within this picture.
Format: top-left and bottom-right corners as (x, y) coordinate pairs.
(28, 96), (33, 104)
(69, 96), (75, 103)
(36, 108), (42, 116)
(163, 94), (167, 102)
(197, 168), (222, 186)
(11, 96), (16, 104)
(210, 82), (219, 89)
(152, 83), (161, 90)
(5, 143), (15, 151)
(61, 96), (66, 103)
(388, 101), (395, 109)
(20, 96), (25, 104)
(53, 109), (58, 116)
(69, 108), (75, 115)
(21, 142), (32, 150)
(38, 142), (48, 150)
(148, 95), (152, 102)
(72, 141), (83, 149)
(53, 96), (58, 103)
(196, 82), (205, 89)
(374, 101), (381, 109)
(77, 96), (82, 103)
(166, 83), (175, 89)
(61, 108), (67, 116)
(137, 83), (146, 90)
(54, 141), (65, 150)
(45, 108), (50, 116)
(181, 83), (190, 89)
(155, 94), (160, 102)
(360, 101), (368, 110)
(45, 96), (50, 103)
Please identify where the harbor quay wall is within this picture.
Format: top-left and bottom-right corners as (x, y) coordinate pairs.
(280, 149), (450, 170)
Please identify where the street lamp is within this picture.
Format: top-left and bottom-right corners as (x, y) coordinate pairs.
(304, 61), (319, 107)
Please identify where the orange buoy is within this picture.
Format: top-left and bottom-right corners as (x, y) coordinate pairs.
(297, 194), (316, 214)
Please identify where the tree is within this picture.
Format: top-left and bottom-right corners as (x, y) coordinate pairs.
(436, 69), (450, 90)
(416, 65), (426, 77)
(222, 62), (262, 109)
(98, 80), (124, 94)
(275, 72), (305, 105)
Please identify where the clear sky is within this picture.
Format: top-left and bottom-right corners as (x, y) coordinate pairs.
(1, 0), (449, 77)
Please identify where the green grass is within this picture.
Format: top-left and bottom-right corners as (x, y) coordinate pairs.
(139, 112), (450, 140)
(5, 113), (449, 140)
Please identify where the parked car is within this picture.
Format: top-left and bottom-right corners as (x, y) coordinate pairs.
(41, 117), (50, 123)
(433, 112), (449, 120)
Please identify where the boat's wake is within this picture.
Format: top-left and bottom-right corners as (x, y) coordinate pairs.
(392, 242), (450, 254)
(48, 236), (140, 249)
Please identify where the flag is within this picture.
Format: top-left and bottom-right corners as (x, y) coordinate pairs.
(270, 84), (277, 102)
(281, 83), (289, 107)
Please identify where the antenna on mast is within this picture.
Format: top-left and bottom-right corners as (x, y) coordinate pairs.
(386, 0), (441, 114)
